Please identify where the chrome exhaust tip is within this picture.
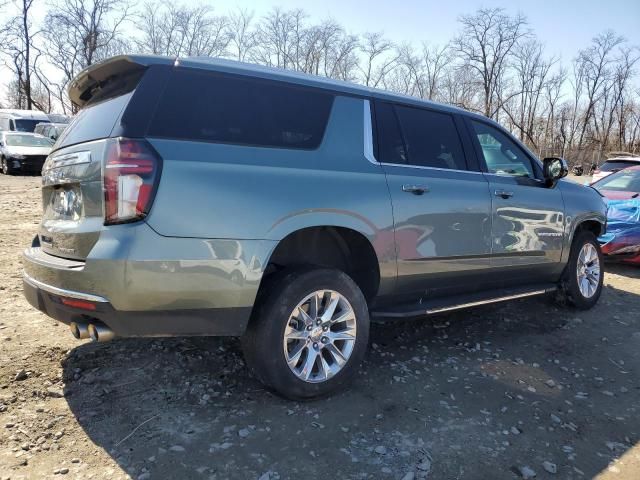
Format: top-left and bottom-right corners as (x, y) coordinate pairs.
(87, 323), (115, 343)
(69, 322), (89, 340)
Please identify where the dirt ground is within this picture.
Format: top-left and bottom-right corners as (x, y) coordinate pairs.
(1, 174), (639, 480)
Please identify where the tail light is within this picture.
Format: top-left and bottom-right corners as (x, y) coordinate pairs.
(104, 138), (162, 225)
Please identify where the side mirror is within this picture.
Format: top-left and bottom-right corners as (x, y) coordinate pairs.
(543, 157), (568, 187)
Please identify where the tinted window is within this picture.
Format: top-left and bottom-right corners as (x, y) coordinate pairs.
(471, 121), (534, 178)
(375, 102), (407, 164)
(600, 160), (639, 172)
(148, 70), (334, 149)
(56, 92), (133, 149)
(395, 106), (466, 170)
(14, 119), (47, 132)
(594, 168), (640, 192)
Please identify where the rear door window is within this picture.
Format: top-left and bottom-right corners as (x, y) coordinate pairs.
(148, 69), (334, 149)
(394, 105), (467, 170)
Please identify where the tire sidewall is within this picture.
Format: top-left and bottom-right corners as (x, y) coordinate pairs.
(245, 268), (370, 400)
(566, 231), (604, 309)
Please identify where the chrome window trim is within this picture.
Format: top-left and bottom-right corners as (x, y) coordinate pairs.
(379, 162), (484, 175)
(363, 100), (377, 164)
(23, 272), (109, 303)
(43, 151), (92, 172)
(483, 171), (547, 184)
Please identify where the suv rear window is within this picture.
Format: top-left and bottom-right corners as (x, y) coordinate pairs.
(55, 92), (132, 149)
(147, 69), (334, 149)
(600, 160), (640, 171)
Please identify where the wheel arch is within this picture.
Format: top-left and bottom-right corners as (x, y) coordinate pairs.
(258, 224), (382, 304)
(561, 213), (606, 265)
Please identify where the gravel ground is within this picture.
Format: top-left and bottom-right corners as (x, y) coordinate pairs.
(1, 174), (639, 480)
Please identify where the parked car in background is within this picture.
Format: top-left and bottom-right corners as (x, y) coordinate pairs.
(0, 109), (51, 133)
(591, 155), (640, 184)
(34, 122), (68, 141)
(46, 113), (72, 124)
(592, 166), (640, 265)
(22, 55), (606, 399)
(0, 132), (54, 175)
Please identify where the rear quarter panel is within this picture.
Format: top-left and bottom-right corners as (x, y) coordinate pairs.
(146, 96), (397, 294)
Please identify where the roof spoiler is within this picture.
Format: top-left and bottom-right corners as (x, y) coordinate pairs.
(68, 55), (176, 108)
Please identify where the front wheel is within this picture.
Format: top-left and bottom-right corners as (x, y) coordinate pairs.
(242, 268), (370, 400)
(562, 230), (604, 309)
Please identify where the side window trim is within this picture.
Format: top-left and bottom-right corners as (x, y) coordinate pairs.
(464, 116), (542, 181)
(453, 114), (482, 172)
(364, 99), (377, 164)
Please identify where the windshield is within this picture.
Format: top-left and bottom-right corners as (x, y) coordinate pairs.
(599, 160), (639, 172)
(5, 134), (54, 147)
(594, 168), (640, 192)
(14, 119), (49, 132)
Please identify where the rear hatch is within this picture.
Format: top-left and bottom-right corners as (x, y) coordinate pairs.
(38, 56), (171, 260)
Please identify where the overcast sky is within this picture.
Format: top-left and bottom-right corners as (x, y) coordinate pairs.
(2, 0), (639, 109)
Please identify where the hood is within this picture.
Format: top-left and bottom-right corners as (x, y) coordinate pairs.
(600, 189), (640, 201)
(5, 145), (52, 156)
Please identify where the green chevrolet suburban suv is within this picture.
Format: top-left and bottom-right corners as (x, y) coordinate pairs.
(23, 55), (606, 399)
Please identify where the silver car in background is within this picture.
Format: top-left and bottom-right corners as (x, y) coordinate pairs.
(0, 132), (54, 175)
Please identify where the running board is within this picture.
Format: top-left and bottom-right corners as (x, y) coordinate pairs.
(371, 284), (557, 319)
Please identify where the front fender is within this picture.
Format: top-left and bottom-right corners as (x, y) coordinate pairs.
(559, 180), (607, 263)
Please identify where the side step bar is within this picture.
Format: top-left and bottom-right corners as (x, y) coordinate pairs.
(371, 284), (557, 319)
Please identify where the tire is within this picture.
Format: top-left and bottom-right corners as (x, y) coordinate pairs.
(1, 157), (13, 175)
(562, 230), (604, 309)
(242, 267), (370, 400)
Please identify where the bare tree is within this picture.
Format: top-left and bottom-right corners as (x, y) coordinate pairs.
(0, 0), (40, 109)
(43, 0), (131, 111)
(453, 7), (529, 118)
(422, 42), (451, 101)
(357, 32), (398, 88)
(501, 40), (555, 148)
(227, 7), (256, 62)
(135, 1), (229, 58)
(574, 31), (625, 150)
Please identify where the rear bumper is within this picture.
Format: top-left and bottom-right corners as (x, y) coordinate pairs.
(23, 272), (252, 336)
(22, 222), (278, 337)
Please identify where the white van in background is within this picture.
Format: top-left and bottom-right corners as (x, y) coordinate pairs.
(0, 109), (51, 133)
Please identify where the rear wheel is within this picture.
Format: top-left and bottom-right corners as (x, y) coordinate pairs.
(242, 268), (369, 400)
(562, 230), (603, 309)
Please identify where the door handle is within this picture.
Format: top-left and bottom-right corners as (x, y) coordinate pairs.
(402, 184), (429, 195)
(494, 189), (514, 199)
